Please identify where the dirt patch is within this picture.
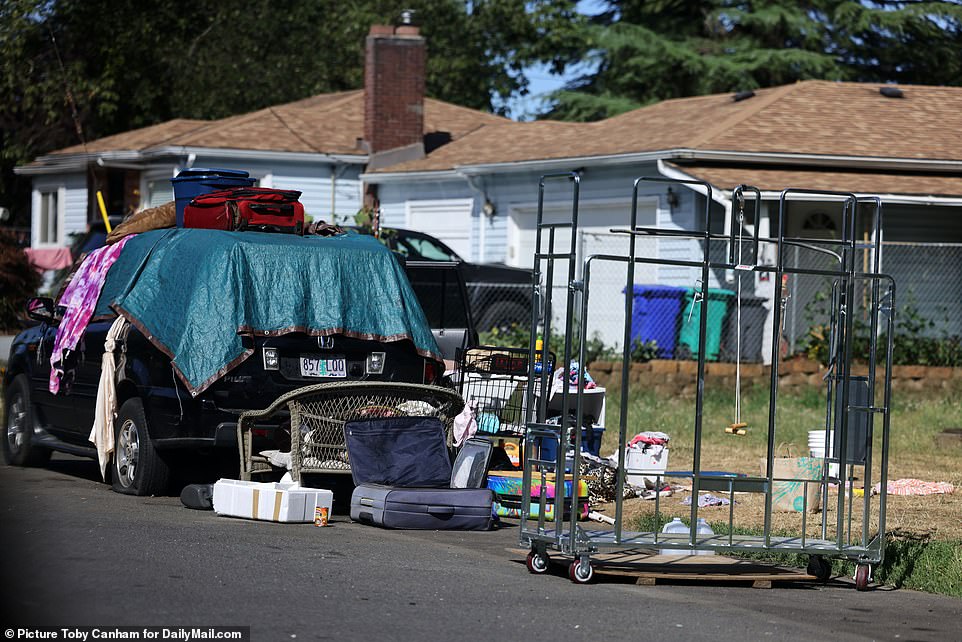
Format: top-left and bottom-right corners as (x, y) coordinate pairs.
(595, 451), (962, 541)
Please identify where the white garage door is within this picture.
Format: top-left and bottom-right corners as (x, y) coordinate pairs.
(507, 199), (659, 349)
(406, 199), (474, 259)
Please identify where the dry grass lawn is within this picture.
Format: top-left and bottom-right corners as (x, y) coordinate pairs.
(593, 383), (962, 542)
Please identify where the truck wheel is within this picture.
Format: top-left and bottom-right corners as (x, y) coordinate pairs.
(477, 301), (528, 333)
(112, 398), (170, 496)
(3, 375), (52, 467)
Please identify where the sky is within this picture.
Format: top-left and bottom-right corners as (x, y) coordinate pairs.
(503, 0), (605, 120)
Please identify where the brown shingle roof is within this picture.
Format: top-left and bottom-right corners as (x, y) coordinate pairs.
(377, 120), (595, 172)
(52, 119), (209, 156)
(375, 80), (962, 173)
(44, 90), (509, 158)
(667, 163), (962, 197)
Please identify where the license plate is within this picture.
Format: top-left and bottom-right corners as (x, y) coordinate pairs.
(299, 356), (347, 378)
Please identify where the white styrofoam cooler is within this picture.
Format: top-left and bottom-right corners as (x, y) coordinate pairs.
(624, 446), (669, 488)
(213, 479), (333, 523)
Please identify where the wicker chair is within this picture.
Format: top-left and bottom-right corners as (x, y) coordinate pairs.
(237, 381), (464, 482)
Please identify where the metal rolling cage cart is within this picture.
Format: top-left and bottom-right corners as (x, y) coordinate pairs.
(457, 345), (554, 467)
(518, 173), (894, 589)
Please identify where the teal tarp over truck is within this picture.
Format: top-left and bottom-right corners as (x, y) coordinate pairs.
(94, 229), (441, 395)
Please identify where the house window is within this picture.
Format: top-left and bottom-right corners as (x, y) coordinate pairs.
(38, 190), (61, 245)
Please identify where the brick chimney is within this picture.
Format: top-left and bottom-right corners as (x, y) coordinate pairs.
(363, 19), (426, 157)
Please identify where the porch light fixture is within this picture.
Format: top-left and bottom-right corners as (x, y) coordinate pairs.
(666, 187), (679, 211)
(482, 200), (496, 218)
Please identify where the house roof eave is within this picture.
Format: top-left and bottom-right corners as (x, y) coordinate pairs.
(15, 150), (147, 175)
(15, 146), (370, 177)
(666, 161), (962, 205)
(359, 169), (465, 183)
(145, 146), (369, 166)
(365, 147), (962, 183)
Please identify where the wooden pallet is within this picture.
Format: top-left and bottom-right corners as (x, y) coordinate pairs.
(511, 548), (816, 588)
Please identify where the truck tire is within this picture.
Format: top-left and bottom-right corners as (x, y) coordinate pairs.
(112, 398), (170, 496)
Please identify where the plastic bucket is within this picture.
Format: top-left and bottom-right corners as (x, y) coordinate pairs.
(171, 168), (255, 226)
(808, 430), (839, 477)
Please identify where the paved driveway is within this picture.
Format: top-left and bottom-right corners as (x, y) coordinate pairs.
(1, 455), (959, 641)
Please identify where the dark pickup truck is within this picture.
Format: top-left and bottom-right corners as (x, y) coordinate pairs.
(3, 232), (476, 496)
(356, 227), (534, 332)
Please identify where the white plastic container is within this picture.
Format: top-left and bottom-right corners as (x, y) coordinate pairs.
(212, 479), (333, 523)
(808, 430), (839, 477)
(661, 517), (687, 534)
(624, 445), (669, 488)
(660, 517), (715, 556)
(695, 517), (716, 556)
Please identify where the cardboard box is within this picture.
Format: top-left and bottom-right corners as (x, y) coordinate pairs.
(759, 457), (824, 512)
(213, 479), (333, 523)
(624, 446), (669, 488)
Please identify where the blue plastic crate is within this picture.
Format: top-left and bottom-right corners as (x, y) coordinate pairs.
(171, 168), (255, 226)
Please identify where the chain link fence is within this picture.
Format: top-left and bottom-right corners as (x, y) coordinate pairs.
(784, 241), (962, 365)
(475, 235), (962, 366)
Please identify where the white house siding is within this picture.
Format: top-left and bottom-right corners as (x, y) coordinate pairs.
(174, 156), (364, 226)
(32, 172), (87, 247)
(657, 188), (700, 288)
(485, 167), (670, 347)
(270, 165), (362, 225)
(376, 179), (479, 259)
(374, 163), (726, 348)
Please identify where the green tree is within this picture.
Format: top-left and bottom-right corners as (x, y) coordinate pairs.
(0, 0), (585, 225)
(0, 230), (41, 331)
(547, 0), (962, 121)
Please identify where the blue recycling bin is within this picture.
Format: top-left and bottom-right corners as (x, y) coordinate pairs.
(625, 285), (687, 359)
(171, 168), (256, 226)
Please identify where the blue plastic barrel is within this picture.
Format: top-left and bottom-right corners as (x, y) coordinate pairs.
(625, 285), (687, 359)
(171, 168), (256, 226)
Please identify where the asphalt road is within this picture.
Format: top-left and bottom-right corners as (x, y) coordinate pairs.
(1, 455), (959, 642)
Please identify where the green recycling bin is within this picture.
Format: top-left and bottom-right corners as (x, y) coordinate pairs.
(678, 288), (736, 361)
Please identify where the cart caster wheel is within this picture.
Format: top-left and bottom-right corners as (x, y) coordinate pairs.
(807, 555), (831, 582)
(526, 550), (550, 575)
(855, 564), (872, 591)
(569, 559), (593, 584)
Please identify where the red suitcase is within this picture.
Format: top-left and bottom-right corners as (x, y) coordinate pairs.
(183, 187), (305, 235)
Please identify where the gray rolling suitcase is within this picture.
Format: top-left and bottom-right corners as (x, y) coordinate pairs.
(351, 485), (494, 530)
(346, 417), (495, 530)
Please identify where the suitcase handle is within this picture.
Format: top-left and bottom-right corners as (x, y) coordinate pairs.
(427, 505), (456, 516)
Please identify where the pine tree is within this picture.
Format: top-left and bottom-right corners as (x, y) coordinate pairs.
(546, 0), (962, 121)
